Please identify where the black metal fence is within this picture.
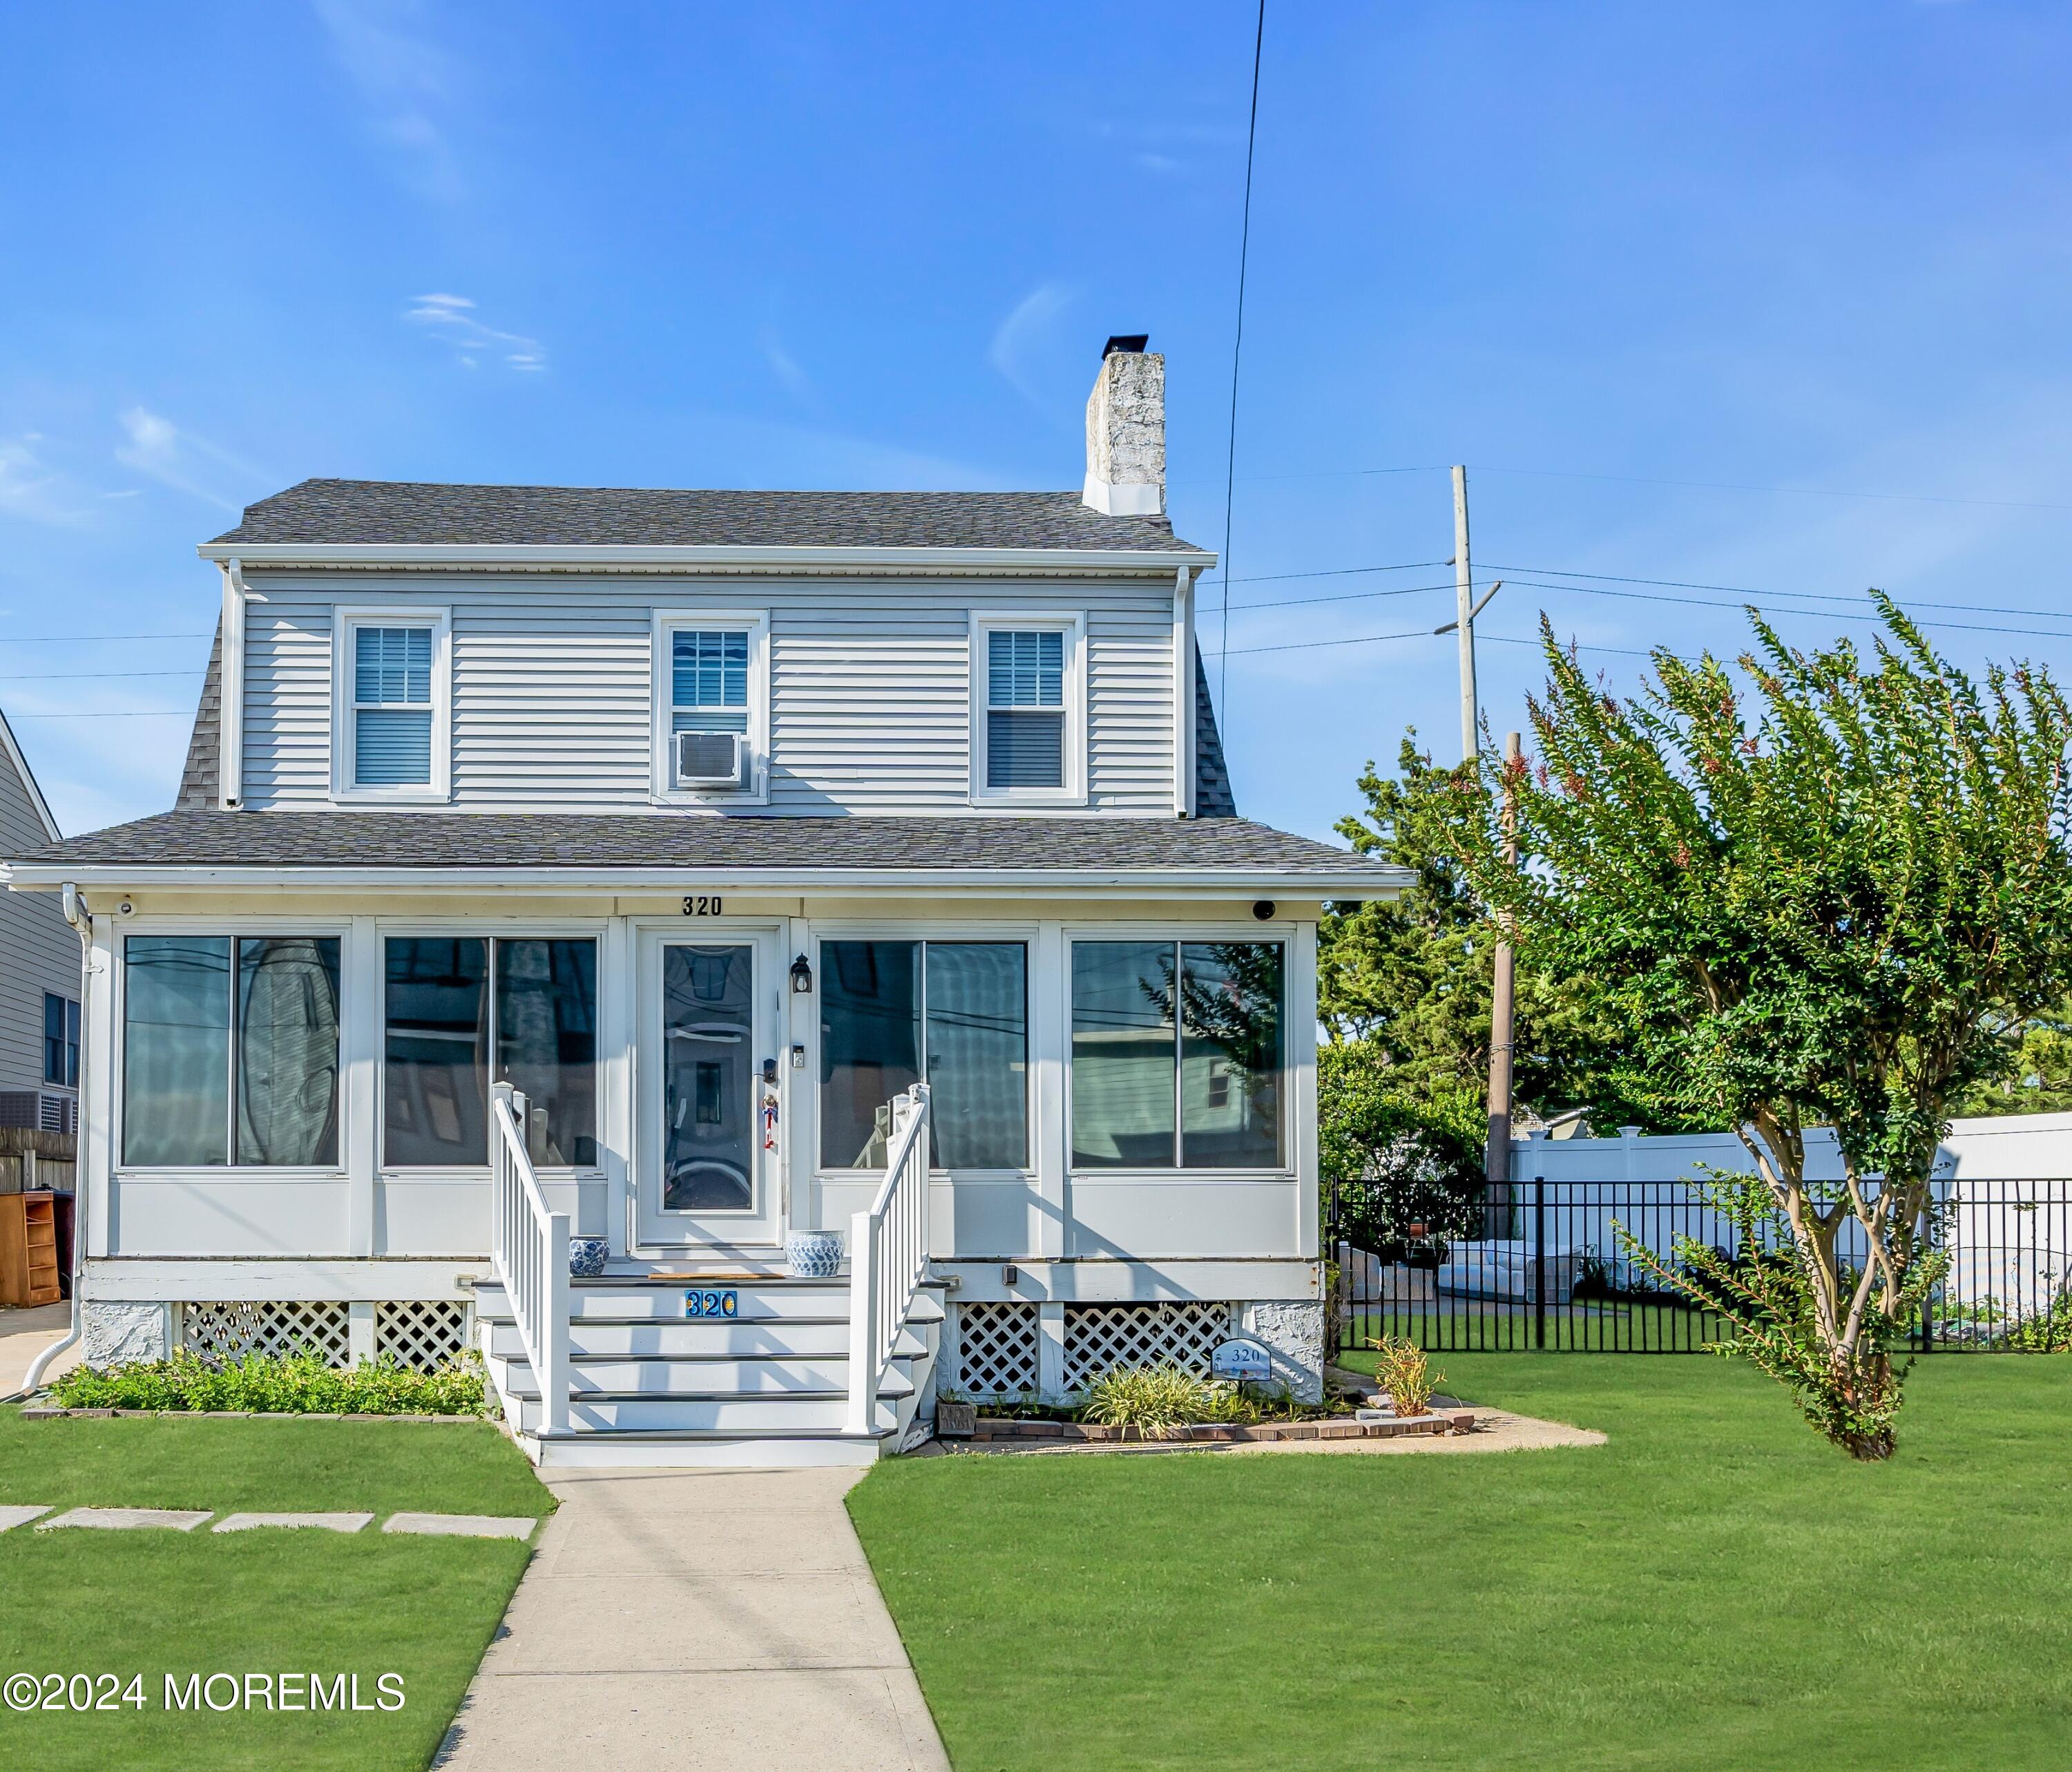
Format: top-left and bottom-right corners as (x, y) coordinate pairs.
(1325, 1176), (2072, 1355)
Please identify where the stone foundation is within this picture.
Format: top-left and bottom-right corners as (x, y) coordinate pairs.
(1239, 1299), (1326, 1404)
(81, 1300), (170, 1366)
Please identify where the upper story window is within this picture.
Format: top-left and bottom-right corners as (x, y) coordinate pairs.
(333, 607), (452, 802)
(651, 610), (769, 803)
(43, 993), (78, 1089)
(970, 613), (1085, 806)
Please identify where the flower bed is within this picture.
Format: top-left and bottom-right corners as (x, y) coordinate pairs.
(966, 1409), (1476, 1445)
(41, 1349), (491, 1417)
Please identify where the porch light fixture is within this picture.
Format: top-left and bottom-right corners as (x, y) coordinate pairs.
(789, 953), (814, 995)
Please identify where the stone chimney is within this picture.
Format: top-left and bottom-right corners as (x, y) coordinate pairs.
(1082, 334), (1164, 517)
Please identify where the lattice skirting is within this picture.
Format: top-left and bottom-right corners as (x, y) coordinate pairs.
(376, 1299), (470, 1371)
(1062, 1300), (1235, 1391)
(182, 1300), (352, 1367)
(951, 1300), (1041, 1399)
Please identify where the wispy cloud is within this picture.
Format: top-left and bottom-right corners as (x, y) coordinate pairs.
(990, 282), (1080, 413)
(311, 0), (465, 201)
(759, 327), (813, 403)
(115, 409), (266, 512)
(0, 435), (87, 526)
(403, 292), (547, 372)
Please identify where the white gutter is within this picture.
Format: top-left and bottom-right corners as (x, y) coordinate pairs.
(195, 542), (1218, 575)
(4, 861), (1410, 897)
(18, 884), (90, 1399)
(1172, 564), (1196, 819)
(218, 559), (247, 810)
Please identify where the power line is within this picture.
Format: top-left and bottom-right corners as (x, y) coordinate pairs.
(1481, 562), (2072, 626)
(0, 669), (205, 682)
(1196, 558), (1446, 588)
(1218, 0), (1266, 724)
(0, 631), (213, 645)
(9, 709), (195, 719)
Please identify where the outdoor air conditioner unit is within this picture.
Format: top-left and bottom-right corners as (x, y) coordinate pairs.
(675, 730), (748, 790)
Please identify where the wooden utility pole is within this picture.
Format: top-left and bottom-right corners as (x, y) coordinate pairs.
(1485, 730), (1522, 1195)
(1452, 465), (1477, 765)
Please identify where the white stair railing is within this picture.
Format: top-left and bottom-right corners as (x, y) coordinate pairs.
(489, 1081), (570, 1437)
(847, 1083), (932, 1436)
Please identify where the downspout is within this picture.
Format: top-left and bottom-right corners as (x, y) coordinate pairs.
(19, 884), (92, 1397)
(219, 558), (247, 810)
(1172, 564), (1195, 819)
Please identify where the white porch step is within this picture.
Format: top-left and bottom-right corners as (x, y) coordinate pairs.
(483, 1317), (929, 1362)
(508, 1391), (898, 1434)
(525, 1428), (896, 1469)
(497, 1352), (919, 1398)
(472, 1275), (944, 1327)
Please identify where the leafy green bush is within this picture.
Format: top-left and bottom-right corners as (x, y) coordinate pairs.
(1077, 1363), (1218, 1436)
(48, 1349), (490, 1416)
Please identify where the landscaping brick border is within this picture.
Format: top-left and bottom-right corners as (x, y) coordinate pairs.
(19, 1407), (485, 1424)
(968, 1411), (1477, 1445)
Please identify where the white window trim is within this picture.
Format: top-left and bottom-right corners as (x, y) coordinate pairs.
(331, 606), (453, 805)
(968, 611), (1088, 808)
(650, 609), (771, 807)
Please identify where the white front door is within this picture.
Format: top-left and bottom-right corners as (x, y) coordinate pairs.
(633, 928), (784, 1250)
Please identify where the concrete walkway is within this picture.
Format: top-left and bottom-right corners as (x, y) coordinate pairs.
(0, 1302), (77, 1397)
(434, 1466), (952, 1771)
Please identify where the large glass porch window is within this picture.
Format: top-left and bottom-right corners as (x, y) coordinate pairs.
(384, 936), (597, 1168)
(819, 940), (1027, 1171)
(1070, 940), (1285, 1170)
(122, 935), (341, 1168)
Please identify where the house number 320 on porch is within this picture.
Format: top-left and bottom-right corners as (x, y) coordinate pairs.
(682, 895), (724, 916)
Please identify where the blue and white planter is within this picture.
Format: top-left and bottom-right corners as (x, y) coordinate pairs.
(785, 1230), (844, 1279)
(568, 1236), (610, 1279)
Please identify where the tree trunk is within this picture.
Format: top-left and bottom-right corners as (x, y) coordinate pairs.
(1830, 1349), (1898, 1462)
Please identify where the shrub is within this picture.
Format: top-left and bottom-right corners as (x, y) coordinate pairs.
(47, 1349), (490, 1416)
(1077, 1363), (1218, 1436)
(1365, 1335), (1441, 1417)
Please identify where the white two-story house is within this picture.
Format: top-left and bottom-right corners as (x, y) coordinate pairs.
(7, 338), (1403, 1463)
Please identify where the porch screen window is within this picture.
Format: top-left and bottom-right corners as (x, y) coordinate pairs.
(819, 940), (1028, 1171)
(44, 993), (78, 1088)
(985, 630), (1064, 788)
(671, 630), (749, 736)
(353, 625), (434, 786)
(122, 935), (341, 1168)
(1070, 940), (1285, 1170)
(383, 936), (597, 1168)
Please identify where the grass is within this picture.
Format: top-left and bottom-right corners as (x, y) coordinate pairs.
(0, 1407), (550, 1770)
(847, 1354), (2072, 1771)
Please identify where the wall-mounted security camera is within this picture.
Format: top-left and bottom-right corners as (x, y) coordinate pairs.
(117, 899), (136, 917)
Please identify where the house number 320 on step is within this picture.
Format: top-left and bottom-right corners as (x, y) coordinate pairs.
(682, 895), (723, 916)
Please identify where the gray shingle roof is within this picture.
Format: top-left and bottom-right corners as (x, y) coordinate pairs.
(210, 480), (1207, 554)
(175, 620), (221, 812)
(19, 810), (1382, 879)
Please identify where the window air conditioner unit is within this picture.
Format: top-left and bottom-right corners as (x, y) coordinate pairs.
(675, 730), (748, 790)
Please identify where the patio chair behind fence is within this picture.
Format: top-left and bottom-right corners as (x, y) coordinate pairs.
(1324, 1177), (2072, 1355)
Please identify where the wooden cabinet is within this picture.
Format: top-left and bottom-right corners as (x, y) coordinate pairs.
(0, 1191), (60, 1306)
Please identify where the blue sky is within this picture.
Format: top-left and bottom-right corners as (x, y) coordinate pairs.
(4, 1), (2071, 839)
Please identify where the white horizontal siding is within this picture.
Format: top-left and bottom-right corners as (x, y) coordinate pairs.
(238, 573), (1180, 814)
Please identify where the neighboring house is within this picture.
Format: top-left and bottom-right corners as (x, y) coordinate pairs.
(0, 707), (80, 1137)
(6, 337), (1406, 1463)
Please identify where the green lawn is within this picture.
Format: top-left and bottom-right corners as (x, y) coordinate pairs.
(0, 1409), (549, 1771)
(847, 1354), (2072, 1771)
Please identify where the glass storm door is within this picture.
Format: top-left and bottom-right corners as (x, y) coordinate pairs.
(635, 934), (781, 1248)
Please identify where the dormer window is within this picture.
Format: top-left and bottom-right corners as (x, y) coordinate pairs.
(332, 607), (452, 803)
(970, 612), (1086, 806)
(651, 609), (769, 803)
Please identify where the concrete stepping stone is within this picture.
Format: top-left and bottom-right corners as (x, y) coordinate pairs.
(213, 1512), (374, 1534)
(38, 1507), (211, 1532)
(0, 1505), (52, 1532)
(383, 1512), (536, 1541)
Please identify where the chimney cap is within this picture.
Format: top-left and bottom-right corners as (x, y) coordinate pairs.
(1102, 334), (1150, 359)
